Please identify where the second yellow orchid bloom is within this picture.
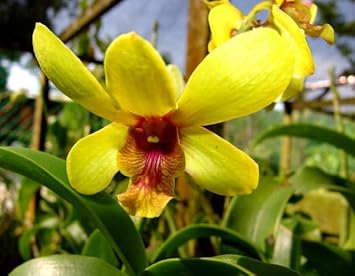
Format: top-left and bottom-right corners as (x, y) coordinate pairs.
(206, 0), (334, 101)
(33, 23), (293, 218)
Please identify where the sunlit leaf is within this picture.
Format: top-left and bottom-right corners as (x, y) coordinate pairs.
(9, 255), (125, 276)
(223, 176), (293, 252)
(143, 258), (251, 275)
(254, 124), (355, 157)
(0, 146), (147, 276)
(290, 166), (355, 198)
(290, 166), (355, 247)
(272, 225), (295, 268)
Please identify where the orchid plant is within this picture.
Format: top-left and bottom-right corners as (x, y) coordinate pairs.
(1, 1), (349, 275)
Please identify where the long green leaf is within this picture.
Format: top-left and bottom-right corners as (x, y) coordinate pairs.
(254, 123), (355, 157)
(290, 166), (355, 204)
(0, 147), (147, 276)
(151, 224), (262, 263)
(301, 240), (355, 274)
(143, 258), (252, 275)
(223, 176), (293, 252)
(10, 255), (125, 276)
(214, 255), (300, 275)
(82, 229), (119, 267)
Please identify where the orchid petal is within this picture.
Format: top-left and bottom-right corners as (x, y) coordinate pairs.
(305, 23), (335, 44)
(271, 5), (314, 77)
(180, 126), (259, 195)
(32, 23), (122, 122)
(309, 4), (317, 24)
(166, 64), (185, 100)
(67, 123), (128, 194)
(104, 32), (176, 117)
(118, 184), (173, 218)
(173, 28), (293, 126)
(208, 2), (244, 49)
(278, 75), (305, 101)
(205, 0), (230, 10)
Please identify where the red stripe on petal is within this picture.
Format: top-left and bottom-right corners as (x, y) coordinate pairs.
(117, 119), (184, 217)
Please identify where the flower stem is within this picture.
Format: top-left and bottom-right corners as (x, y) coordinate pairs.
(329, 68), (348, 179)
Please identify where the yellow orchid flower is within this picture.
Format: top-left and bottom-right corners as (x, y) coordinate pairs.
(33, 23), (293, 218)
(206, 0), (334, 101)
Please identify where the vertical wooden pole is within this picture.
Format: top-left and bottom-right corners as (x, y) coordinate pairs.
(176, 1), (210, 239)
(185, 0), (209, 79)
(26, 72), (49, 257)
(31, 73), (49, 151)
(280, 101), (293, 180)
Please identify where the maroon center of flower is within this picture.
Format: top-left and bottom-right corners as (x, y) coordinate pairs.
(131, 117), (178, 154)
(117, 116), (185, 217)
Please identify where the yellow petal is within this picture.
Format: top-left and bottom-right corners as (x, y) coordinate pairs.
(180, 126), (259, 196)
(305, 23), (335, 44)
(166, 64), (185, 100)
(104, 32), (176, 117)
(32, 23), (121, 122)
(173, 28), (293, 126)
(67, 123), (128, 195)
(204, 0), (230, 10)
(118, 182), (174, 218)
(275, 0), (285, 7)
(309, 4), (317, 24)
(279, 76), (305, 101)
(271, 5), (314, 77)
(117, 129), (185, 217)
(208, 2), (244, 48)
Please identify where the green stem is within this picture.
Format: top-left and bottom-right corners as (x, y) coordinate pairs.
(164, 205), (189, 258)
(329, 68), (348, 179)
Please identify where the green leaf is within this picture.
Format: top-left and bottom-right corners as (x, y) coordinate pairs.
(223, 176), (293, 252)
(16, 177), (40, 219)
(143, 258), (252, 275)
(301, 240), (355, 275)
(254, 123), (355, 157)
(344, 210), (355, 250)
(290, 166), (355, 247)
(272, 225), (294, 268)
(18, 227), (39, 260)
(82, 229), (119, 267)
(9, 255), (125, 276)
(0, 147), (147, 276)
(290, 166), (355, 196)
(151, 224), (262, 263)
(214, 254), (300, 275)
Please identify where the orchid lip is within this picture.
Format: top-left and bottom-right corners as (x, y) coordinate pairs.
(117, 116), (185, 217)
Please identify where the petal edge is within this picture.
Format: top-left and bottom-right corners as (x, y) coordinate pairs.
(67, 123), (128, 194)
(181, 126), (259, 196)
